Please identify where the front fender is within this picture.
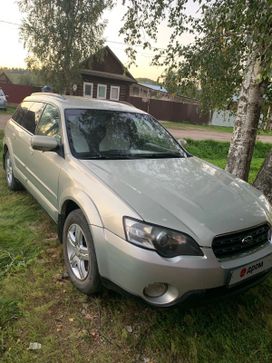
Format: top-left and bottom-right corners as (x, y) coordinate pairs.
(59, 188), (103, 227)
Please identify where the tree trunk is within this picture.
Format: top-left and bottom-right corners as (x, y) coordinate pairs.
(226, 56), (263, 181)
(253, 150), (272, 204)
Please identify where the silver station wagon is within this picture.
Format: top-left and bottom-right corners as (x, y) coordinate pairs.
(3, 93), (272, 306)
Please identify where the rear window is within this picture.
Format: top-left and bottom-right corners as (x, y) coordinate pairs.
(13, 101), (45, 133)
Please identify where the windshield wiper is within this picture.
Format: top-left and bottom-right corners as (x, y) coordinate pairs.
(80, 151), (183, 160)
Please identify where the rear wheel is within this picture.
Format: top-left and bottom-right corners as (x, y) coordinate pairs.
(4, 150), (23, 191)
(63, 209), (101, 295)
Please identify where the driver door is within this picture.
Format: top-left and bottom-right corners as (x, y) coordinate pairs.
(27, 103), (65, 221)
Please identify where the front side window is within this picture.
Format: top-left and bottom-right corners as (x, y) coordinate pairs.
(83, 82), (93, 97)
(97, 84), (107, 99)
(65, 109), (187, 159)
(35, 104), (60, 140)
(110, 86), (120, 101)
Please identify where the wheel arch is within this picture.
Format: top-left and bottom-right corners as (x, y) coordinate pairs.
(2, 144), (8, 170)
(58, 193), (103, 243)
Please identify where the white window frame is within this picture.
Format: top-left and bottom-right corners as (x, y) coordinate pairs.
(83, 82), (93, 98)
(110, 86), (120, 101)
(97, 84), (107, 99)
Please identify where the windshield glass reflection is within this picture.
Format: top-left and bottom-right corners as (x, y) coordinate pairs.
(65, 109), (187, 159)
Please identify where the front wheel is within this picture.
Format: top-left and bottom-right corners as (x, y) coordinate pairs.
(63, 209), (101, 295)
(4, 150), (23, 191)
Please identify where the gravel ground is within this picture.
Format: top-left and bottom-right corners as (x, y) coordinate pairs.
(0, 114), (10, 130)
(168, 128), (272, 143)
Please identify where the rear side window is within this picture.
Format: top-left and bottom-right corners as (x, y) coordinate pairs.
(12, 101), (45, 134)
(12, 102), (30, 126)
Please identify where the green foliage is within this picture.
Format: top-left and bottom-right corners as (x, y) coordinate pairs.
(18, 0), (112, 92)
(121, 0), (272, 110)
(186, 139), (270, 160)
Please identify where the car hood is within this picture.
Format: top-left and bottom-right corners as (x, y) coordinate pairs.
(80, 157), (270, 246)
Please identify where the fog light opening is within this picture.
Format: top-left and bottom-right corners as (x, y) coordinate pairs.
(143, 283), (168, 298)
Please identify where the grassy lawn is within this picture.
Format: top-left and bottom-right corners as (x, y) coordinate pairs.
(0, 107), (16, 115)
(1, 130), (272, 363)
(161, 120), (272, 136)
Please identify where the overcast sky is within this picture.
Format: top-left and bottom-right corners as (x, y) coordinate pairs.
(0, 0), (197, 80)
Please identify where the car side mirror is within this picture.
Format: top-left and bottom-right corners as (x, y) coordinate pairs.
(178, 138), (187, 147)
(31, 135), (59, 152)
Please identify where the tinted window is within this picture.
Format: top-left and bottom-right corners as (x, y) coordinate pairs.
(12, 101), (45, 134)
(12, 102), (30, 126)
(35, 104), (60, 139)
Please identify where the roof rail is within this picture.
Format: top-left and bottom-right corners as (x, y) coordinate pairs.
(30, 92), (66, 100)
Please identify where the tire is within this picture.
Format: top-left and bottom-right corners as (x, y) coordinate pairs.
(63, 209), (101, 295)
(4, 150), (23, 191)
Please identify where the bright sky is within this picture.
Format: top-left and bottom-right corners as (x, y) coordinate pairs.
(0, 0), (197, 80)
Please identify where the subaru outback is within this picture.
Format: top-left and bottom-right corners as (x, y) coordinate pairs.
(3, 93), (272, 306)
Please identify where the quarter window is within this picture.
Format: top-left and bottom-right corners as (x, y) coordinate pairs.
(35, 104), (60, 139)
(97, 84), (107, 99)
(83, 82), (93, 97)
(110, 86), (120, 101)
(12, 101), (44, 134)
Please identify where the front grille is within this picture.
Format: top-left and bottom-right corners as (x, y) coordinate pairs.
(212, 223), (270, 259)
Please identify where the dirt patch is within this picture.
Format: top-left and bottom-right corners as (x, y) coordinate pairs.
(168, 128), (272, 144)
(0, 115), (10, 129)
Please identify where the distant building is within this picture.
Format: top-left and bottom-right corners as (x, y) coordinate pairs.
(0, 72), (12, 84)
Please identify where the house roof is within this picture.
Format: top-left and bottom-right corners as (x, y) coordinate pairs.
(104, 46), (135, 80)
(81, 46), (136, 83)
(81, 69), (136, 83)
(138, 82), (168, 93)
(0, 72), (12, 84)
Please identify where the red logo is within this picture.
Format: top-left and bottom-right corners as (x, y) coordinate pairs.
(240, 267), (247, 278)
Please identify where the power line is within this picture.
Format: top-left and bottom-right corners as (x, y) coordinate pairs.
(0, 18), (167, 57)
(0, 20), (20, 26)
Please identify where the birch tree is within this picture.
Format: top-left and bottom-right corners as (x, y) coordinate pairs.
(254, 151), (272, 204)
(19, 0), (112, 93)
(120, 0), (272, 200)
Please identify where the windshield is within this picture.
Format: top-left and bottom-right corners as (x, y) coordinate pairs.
(0, 89), (4, 97)
(65, 109), (187, 159)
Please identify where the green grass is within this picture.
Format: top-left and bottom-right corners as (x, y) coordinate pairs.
(185, 139), (270, 183)
(161, 120), (272, 136)
(1, 130), (272, 362)
(0, 106), (16, 115)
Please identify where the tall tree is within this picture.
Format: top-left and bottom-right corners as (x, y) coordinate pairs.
(120, 0), (272, 181)
(19, 0), (112, 93)
(254, 151), (272, 204)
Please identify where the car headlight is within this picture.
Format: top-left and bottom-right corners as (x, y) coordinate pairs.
(123, 218), (203, 258)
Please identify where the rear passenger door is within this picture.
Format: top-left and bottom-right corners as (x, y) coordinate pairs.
(10, 102), (44, 184)
(27, 103), (65, 220)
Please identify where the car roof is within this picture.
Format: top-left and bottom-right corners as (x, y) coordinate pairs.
(24, 93), (147, 114)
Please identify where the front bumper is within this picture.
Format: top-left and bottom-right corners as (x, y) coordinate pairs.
(91, 226), (272, 307)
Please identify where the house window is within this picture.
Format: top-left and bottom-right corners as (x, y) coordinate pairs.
(132, 86), (139, 96)
(83, 82), (93, 97)
(110, 86), (120, 101)
(97, 84), (107, 99)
